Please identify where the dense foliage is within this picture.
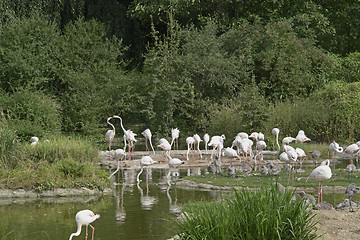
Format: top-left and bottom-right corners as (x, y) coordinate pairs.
(1, 0), (360, 143)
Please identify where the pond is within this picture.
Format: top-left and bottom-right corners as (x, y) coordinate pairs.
(0, 168), (225, 240)
(1, 165), (359, 240)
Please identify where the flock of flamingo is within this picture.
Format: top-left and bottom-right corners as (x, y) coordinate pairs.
(44, 115), (358, 239)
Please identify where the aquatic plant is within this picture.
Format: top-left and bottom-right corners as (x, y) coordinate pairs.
(177, 184), (319, 239)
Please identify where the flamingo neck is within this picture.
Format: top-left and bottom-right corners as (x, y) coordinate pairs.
(137, 167), (144, 183)
(69, 223), (82, 240)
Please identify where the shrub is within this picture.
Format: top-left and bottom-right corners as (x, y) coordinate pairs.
(177, 184), (319, 239)
(0, 89), (61, 141)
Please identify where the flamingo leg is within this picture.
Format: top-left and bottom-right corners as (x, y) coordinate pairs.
(89, 224), (95, 240)
(85, 225), (88, 240)
(317, 181), (320, 208)
(320, 181), (323, 209)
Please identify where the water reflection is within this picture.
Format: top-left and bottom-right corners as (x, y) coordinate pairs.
(167, 186), (181, 214)
(137, 182), (158, 210)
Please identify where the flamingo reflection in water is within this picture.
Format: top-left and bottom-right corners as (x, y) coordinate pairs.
(137, 181), (158, 210)
(167, 185), (181, 214)
(115, 184), (126, 225)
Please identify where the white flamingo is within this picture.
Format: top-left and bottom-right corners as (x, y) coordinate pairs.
(109, 148), (126, 181)
(113, 115), (137, 160)
(69, 210), (100, 240)
(254, 140), (266, 166)
(158, 138), (172, 160)
(286, 149), (298, 184)
(105, 117), (115, 151)
(30, 136), (39, 146)
(306, 159), (332, 208)
(282, 136), (296, 146)
(141, 128), (155, 154)
(296, 147), (306, 170)
(203, 133), (210, 153)
(193, 134), (202, 159)
(208, 135), (225, 159)
(271, 128), (280, 151)
(223, 147), (241, 160)
(166, 152), (184, 185)
(171, 128), (180, 150)
(186, 136), (196, 161)
(295, 130), (311, 143)
(137, 156), (157, 183)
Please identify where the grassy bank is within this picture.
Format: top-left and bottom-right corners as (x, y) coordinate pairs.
(0, 131), (109, 191)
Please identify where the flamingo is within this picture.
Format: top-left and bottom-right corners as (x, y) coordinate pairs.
(203, 133), (210, 153)
(328, 141), (343, 158)
(254, 140), (266, 166)
(158, 138), (171, 161)
(171, 128), (180, 150)
(282, 137), (296, 146)
(208, 135), (225, 160)
(105, 117), (115, 151)
(237, 132), (248, 139)
(193, 134), (202, 159)
(286, 149), (298, 185)
(223, 147), (241, 160)
(344, 143), (360, 156)
(295, 130), (311, 143)
(136, 156), (157, 183)
(306, 159), (332, 208)
(109, 148), (126, 181)
(271, 128), (280, 151)
(141, 128), (155, 154)
(186, 136), (195, 161)
(231, 136), (242, 154)
(113, 115), (137, 161)
(69, 210), (100, 240)
(239, 138), (253, 161)
(296, 147), (306, 171)
(166, 152), (184, 186)
(346, 160), (356, 182)
(30, 136), (39, 146)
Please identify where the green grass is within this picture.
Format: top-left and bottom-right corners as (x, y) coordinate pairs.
(182, 165), (356, 189)
(177, 183), (319, 239)
(0, 135), (110, 190)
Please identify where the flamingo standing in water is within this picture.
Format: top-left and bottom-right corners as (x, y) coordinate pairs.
(306, 159), (332, 208)
(171, 128), (180, 150)
(203, 133), (210, 154)
(105, 117), (115, 152)
(141, 128), (155, 154)
(137, 156), (157, 183)
(166, 152), (184, 185)
(271, 128), (280, 152)
(112, 115), (137, 160)
(69, 210), (100, 240)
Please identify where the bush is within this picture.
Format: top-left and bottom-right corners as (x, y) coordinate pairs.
(177, 184), (319, 239)
(0, 89), (61, 141)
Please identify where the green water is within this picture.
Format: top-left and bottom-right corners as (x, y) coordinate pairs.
(0, 168), (224, 240)
(1, 166), (359, 240)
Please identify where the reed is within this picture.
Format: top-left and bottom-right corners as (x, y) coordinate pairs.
(177, 184), (319, 239)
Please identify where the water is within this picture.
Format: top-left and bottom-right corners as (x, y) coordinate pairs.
(0, 168), (224, 240)
(1, 162), (359, 240)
